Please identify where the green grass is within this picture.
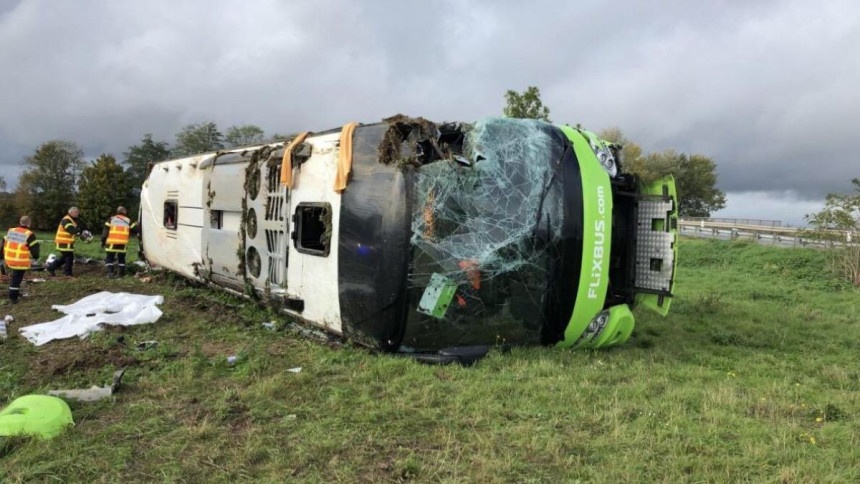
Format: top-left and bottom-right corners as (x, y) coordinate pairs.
(33, 231), (141, 263)
(1, 238), (858, 482)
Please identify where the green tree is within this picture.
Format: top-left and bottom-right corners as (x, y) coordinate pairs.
(595, 129), (726, 217)
(598, 127), (648, 178)
(804, 178), (860, 236)
(224, 124), (266, 147)
(268, 132), (300, 144)
(503, 86), (551, 121)
(803, 179), (860, 286)
(0, 193), (15, 229)
(644, 150), (726, 217)
(0, 176), (16, 229)
(173, 122), (224, 157)
(76, 154), (133, 230)
(15, 140), (85, 230)
(124, 134), (171, 189)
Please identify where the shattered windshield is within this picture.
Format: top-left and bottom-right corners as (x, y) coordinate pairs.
(403, 118), (572, 349)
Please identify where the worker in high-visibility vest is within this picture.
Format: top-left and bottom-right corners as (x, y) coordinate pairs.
(1, 215), (40, 304)
(46, 206), (91, 277)
(101, 206), (139, 278)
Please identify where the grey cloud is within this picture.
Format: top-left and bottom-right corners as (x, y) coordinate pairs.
(1, 0), (858, 205)
(714, 191), (825, 227)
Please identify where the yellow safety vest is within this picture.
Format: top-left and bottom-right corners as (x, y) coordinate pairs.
(105, 215), (134, 253)
(4, 227), (34, 270)
(54, 215), (77, 251)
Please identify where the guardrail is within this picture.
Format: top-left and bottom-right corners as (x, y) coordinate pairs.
(679, 219), (857, 248)
(683, 217), (783, 228)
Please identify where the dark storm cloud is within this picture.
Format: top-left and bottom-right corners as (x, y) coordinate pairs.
(1, 0), (858, 208)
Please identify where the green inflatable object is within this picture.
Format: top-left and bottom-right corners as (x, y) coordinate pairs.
(0, 395), (74, 439)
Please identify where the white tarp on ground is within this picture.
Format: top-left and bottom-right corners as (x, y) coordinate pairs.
(19, 292), (164, 346)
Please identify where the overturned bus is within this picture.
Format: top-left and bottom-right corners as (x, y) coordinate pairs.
(140, 116), (677, 354)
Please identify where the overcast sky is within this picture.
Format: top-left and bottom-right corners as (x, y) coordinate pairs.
(1, 0), (858, 225)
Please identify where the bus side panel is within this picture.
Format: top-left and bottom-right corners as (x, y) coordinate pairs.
(337, 124), (412, 350)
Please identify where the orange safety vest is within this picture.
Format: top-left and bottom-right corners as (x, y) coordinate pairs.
(4, 227), (34, 270)
(105, 214), (134, 253)
(54, 215), (77, 251)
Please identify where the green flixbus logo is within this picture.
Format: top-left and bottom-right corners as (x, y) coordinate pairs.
(556, 124), (614, 348)
(588, 184), (607, 299)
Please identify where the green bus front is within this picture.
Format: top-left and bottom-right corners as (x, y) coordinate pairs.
(337, 118), (678, 352)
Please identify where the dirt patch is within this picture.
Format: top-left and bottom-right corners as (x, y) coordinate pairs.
(199, 341), (236, 358)
(218, 393), (252, 431)
(378, 114), (444, 167)
(28, 342), (139, 378)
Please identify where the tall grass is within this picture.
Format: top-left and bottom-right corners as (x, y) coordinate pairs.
(1, 237), (857, 482)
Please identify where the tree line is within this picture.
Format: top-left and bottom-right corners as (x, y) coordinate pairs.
(504, 86), (727, 217)
(0, 123), (282, 231)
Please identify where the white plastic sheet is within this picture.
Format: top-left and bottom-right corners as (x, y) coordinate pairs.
(19, 292), (165, 346)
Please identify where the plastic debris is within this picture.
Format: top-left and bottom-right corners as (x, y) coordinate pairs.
(287, 367), (302, 373)
(18, 292), (165, 346)
(136, 340), (158, 351)
(48, 369), (125, 402)
(0, 319), (6, 341)
(0, 395), (74, 439)
(262, 321), (277, 330)
(226, 355), (237, 365)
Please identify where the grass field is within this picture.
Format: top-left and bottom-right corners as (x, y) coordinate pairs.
(1, 238), (858, 482)
(31, 232), (142, 265)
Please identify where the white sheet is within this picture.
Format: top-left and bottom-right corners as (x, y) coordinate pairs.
(19, 291), (165, 346)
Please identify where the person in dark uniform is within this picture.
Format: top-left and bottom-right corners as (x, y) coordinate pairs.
(46, 206), (91, 277)
(1, 215), (40, 304)
(101, 206), (139, 278)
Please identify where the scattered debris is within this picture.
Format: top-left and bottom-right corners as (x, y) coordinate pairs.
(2, 275), (46, 283)
(226, 355), (237, 365)
(4, 314), (12, 322)
(398, 345), (491, 366)
(0, 318), (7, 341)
(18, 292), (165, 346)
(286, 322), (335, 343)
(139, 276), (153, 283)
(287, 367), (302, 373)
(48, 369), (126, 402)
(136, 340), (158, 351)
(115, 335), (158, 351)
(0, 395), (74, 439)
(262, 321), (277, 331)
